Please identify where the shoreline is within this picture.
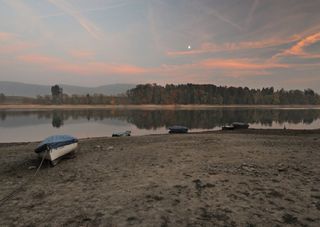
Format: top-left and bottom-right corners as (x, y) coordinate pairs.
(1, 104), (320, 110)
(1, 128), (320, 145)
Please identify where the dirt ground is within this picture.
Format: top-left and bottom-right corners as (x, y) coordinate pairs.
(0, 129), (319, 226)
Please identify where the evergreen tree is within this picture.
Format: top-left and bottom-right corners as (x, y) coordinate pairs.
(51, 85), (63, 104)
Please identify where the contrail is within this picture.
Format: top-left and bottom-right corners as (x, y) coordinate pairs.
(41, 1), (130, 19)
(209, 7), (242, 31)
(246, 0), (260, 28)
(47, 0), (105, 40)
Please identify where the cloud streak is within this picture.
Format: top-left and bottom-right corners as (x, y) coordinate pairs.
(40, 1), (130, 19)
(0, 32), (15, 41)
(17, 52), (290, 79)
(245, 0), (260, 28)
(0, 42), (35, 54)
(204, 6), (242, 31)
(69, 50), (95, 59)
(147, 58), (288, 81)
(18, 54), (147, 75)
(273, 32), (320, 59)
(199, 58), (288, 70)
(0, 32), (35, 54)
(167, 36), (300, 56)
(47, 0), (105, 40)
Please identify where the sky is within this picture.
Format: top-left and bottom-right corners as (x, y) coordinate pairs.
(0, 0), (320, 91)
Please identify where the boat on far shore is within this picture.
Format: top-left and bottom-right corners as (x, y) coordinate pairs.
(168, 126), (188, 133)
(112, 130), (131, 137)
(222, 122), (249, 130)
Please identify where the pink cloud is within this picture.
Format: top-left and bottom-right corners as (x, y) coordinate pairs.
(17, 53), (292, 83)
(0, 32), (35, 54)
(69, 50), (95, 59)
(0, 32), (15, 41)
(147, 58), (289, 81)
(167, 36), (300, 56)
(199, 58), (288, 70)
(273, 32), (320, 59)
(286, 32), (320, 55)
(18, 54), (60, 64)
(18, 54), (147, 75)
(0, 42), (35, 53)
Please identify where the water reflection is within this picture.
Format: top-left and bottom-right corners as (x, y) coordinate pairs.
(52, 112), (64, 128)
(1, 109), (320, 128)
(0, 108), (319, 142)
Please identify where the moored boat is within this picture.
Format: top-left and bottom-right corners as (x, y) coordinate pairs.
(222, 125), (235, 130)
(232, 122), (249, 129)
(112, 130), (131, 137)
(222, 122), (249, 130)
(35, 135), (78, 166)
(168, 126), (188, 133)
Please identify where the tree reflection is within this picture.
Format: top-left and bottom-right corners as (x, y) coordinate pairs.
(52, 112), (64, 128)
(0, 111), (6, 121)
(1, 108), (320, 129)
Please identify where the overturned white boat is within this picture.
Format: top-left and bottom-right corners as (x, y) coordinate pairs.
(35, 135), (78, 166)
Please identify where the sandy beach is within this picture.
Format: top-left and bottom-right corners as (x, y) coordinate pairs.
(0, 129), (319, 226)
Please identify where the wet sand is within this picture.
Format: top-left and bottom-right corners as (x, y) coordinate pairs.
(0, 129), (319, 226)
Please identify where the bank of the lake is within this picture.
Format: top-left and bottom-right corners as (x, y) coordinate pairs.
(1, 104), (320, 110)
(0, 129), (319, 226)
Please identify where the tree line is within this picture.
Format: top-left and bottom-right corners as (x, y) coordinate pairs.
(35, 93), (127, 105)
(42, 85), (126, 105)
(1, 84), (320, 105)
(127, 84), (320, 105)
(0, 87), (127, 105)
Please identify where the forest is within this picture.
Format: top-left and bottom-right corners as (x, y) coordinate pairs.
(127, 84), (320, 105)
(1, 84), (320, 105)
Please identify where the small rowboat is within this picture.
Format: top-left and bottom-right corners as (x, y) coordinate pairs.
(168, 126), (188, 133)
(35, 135), (78, 166)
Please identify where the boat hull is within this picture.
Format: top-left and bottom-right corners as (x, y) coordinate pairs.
(222, 123), (249, 130)
(168, 126), (188, 133)
(233, 123), (249, 129)
(112, 131), (131, 137)
(38, 142), (78, 162)
(222, 126), (235, 130)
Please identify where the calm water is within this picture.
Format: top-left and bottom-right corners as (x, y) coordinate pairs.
(1, 108), (320, 142)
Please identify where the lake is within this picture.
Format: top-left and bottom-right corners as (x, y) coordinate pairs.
(1, 107), (320, 142)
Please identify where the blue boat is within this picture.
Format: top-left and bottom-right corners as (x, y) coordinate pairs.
(168, 126), (188, 133)
(35, 135), (78, 166)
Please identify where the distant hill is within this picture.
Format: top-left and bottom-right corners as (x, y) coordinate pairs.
(0, 81), (136, 97)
